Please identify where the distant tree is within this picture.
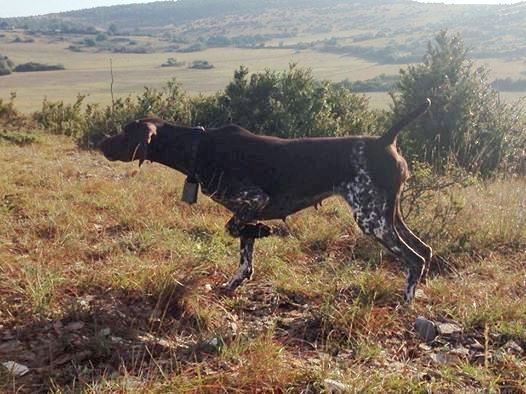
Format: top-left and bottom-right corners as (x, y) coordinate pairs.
(83, 38), (96, 47)
(107, 23), (118, 35)
(391, 31), (524, 174)
(189, 60), (214, 69)
(0, 54), (15, 76)
(96, 32), (108, 41)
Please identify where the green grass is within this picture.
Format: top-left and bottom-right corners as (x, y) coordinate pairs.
(0, 133), (524, 392)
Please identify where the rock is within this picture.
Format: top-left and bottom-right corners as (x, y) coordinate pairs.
(437, 322), (462, 336)
(65, 321), (85, 331)
(201, 336), (225, 354)
(469, 339), (485, 351)
(323, 379), (352, 393)
(450, 346), (470, 357)
(503, 340), (524, 354)
(415, 316), (438, 342)
(99, 328), (111, 337)
(2, 361), (29, 376)
(429, 352), (457, 365)
(418, 343), (432, 352)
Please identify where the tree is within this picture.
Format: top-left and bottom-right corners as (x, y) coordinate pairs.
(107, 23), (118, 35)
(391, 31), (524, 174)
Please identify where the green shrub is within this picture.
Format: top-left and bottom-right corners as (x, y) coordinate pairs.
(391, 31), (526, 175)
(34, 95), (87, 137)
(79, 79), (192, 148)
(14, 62), (65, 72)
(0, 93), (26, 129)
(0, 130), (38, 145)
(223, 64), (378, 137)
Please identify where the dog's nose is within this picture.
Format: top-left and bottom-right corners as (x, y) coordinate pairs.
(97, 137), (115, 159)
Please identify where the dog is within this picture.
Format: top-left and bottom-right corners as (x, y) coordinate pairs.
(99, 99), (432, 302)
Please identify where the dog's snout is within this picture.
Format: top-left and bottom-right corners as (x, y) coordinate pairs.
(98, 135), (119, 160)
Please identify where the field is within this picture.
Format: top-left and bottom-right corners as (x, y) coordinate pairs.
(1, 32), (525, 112)
(0, 130), (525, 392)
(1, 2), (526, 390)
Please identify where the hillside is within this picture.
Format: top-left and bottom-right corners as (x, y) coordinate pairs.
(2, 0), (526, 61)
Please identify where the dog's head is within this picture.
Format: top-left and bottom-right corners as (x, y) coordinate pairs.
(98, 119), (157, 166)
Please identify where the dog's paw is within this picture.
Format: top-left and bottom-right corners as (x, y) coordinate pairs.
(218, 280), (241, 296)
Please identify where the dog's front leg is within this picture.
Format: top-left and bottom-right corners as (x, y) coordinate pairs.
(223, 236), (255, 291)
(221, 186), (270, 291)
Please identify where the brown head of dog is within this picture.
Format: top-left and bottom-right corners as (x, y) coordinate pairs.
(98, 118), (158, 166)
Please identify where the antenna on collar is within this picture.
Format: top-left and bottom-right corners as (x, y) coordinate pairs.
(181, 126), (206, 204)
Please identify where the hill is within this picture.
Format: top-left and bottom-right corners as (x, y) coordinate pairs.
(2, 0), (526, 61)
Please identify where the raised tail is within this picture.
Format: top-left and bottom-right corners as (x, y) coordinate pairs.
(380, 98), (431, 145)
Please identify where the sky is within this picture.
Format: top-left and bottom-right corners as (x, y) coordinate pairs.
(0, 0), (523, 18)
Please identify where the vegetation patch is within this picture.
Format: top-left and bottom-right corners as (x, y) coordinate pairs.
(0, 54), (14, 76)
(0, 130), (38, 145)
(13, 62), (65, 72)
(161, 57), (185, 68)
(189, 59), (214, 69)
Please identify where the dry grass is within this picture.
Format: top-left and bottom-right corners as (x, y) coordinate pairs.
(1, 32), (525, 114)
(0, 134), (524, 392)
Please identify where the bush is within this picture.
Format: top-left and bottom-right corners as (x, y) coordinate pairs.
(0, 93), (26, 129)
(79, 80), (192, 148)
(161, 57), (185, 67)
(0, 130), (38, 145)
(0, 54), (15, 76)
(83, 38), (96, 47)
(14, 62), (65, 72)
(390, 31), (526, 175)
(96, 33), (108, 41)
(73, 65), (379, 147)
(189, 60), (214, 69)
(34, 95), (87, 137)
(222, 64), (378, 137)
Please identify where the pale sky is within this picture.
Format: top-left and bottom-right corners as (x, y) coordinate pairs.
(0, 0), (523, 18)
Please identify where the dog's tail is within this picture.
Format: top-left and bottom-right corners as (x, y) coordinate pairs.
(380, 98), (431, 145)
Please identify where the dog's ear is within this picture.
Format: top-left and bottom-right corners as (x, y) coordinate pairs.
(136, 122), (157, 167)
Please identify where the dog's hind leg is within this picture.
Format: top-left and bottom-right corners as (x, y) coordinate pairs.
(340, 186), (426, 302)
(394, 205), (432, 281)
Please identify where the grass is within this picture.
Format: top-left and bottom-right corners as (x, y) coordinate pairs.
(0, 132), (524, 392)
(1, 32), (525, 113)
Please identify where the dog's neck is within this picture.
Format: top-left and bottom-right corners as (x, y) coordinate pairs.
(146, 124), (203, 176)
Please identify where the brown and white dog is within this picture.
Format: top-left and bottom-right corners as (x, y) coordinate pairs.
(99, 99), (432, 302)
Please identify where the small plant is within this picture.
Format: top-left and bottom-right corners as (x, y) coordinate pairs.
(0, 130), (38, 145)
(0, 92), (26, 128)
(161, 57), (185, 67)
